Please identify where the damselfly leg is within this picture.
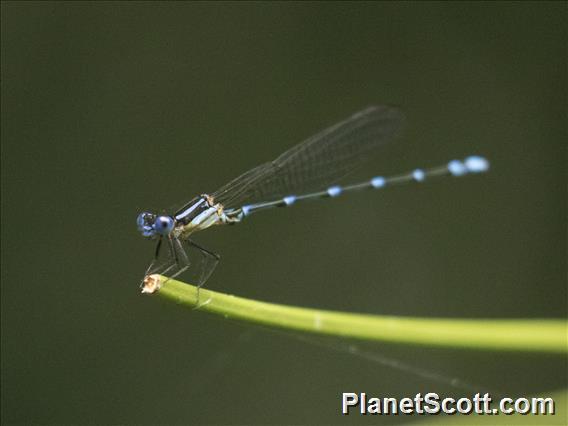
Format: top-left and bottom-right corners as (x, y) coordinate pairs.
(185, 239), (221, 287)
(142, 237), (163, 281)
(142, 236), (220, 294)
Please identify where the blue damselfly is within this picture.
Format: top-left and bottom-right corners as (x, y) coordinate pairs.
(137, 106), (489, 288)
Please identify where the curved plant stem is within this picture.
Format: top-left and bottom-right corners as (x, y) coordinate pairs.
(142, 275), (567, 354)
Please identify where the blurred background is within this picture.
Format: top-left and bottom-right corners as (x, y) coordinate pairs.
(1, 2), (566, 424)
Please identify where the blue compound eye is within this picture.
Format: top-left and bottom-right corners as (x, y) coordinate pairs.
(137, 212), (151, 228)
(154, 215), (175, 236)
(137, 211), (159, 237)
(137, 211), (153, 231)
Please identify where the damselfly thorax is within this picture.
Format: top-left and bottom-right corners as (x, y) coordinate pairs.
(172, 194), (240, 239)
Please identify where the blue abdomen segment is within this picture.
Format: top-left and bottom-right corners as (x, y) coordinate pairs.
(236, 156), (490, 218)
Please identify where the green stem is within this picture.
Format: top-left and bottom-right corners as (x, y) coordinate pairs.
(142, 275), (567, 354)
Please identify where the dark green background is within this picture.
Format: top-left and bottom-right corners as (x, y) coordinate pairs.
(1, 2), (566, 424)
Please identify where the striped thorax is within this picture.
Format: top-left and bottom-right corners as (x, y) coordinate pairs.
(174, 194), (239, 239)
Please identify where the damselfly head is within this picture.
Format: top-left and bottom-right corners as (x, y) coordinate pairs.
(137, 212), (175, 238)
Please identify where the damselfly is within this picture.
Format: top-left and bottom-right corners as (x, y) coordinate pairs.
(137, 105), (489, 288)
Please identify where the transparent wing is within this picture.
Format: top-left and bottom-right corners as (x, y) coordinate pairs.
(212, 105), (405, 208)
